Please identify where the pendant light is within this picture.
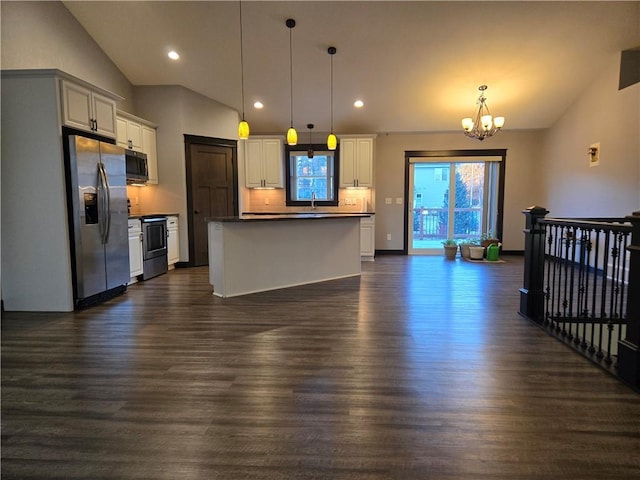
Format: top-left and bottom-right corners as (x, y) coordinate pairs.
(327, 46), (337, 150)
(307, 123), (314, 158)
(237, 1), (249, 139)
(286, 19), (297, 145)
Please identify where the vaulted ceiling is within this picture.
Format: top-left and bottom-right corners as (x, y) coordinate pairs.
(63, 1), (639, 135)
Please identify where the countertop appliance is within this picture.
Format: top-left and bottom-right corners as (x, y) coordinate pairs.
(141, 216), (168, 280)
(125, 149), (148, 183)
(64, 134), (130, 308)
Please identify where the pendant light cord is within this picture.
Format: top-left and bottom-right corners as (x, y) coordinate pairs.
(330, 52), (334, 133)
(239, 1), (246, 120)
(289, 24), (294, 129)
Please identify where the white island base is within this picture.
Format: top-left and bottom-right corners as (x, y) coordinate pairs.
(207, 216), (363, 298)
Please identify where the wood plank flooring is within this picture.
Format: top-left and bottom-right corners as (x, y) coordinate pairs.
(2, 255), (639, 479)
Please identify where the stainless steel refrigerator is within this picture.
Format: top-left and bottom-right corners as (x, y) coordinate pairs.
(65, 134), (129, 308)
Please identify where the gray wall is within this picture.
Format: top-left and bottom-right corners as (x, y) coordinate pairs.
(373, 55), (639, 252)
(1, 1), (135, 112)
(539, 54), (640, 217)
(132, 86), (240, 262)
(3, 1), (638, 262)
(374, 130), (545, 251)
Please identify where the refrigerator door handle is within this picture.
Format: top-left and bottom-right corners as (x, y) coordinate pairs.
(100, 162), (112, 243)
(97, 162), (111, 244)
(97, 162), (106, 244)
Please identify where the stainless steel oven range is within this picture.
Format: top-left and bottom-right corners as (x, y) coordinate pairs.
(141, 216), (168, 280)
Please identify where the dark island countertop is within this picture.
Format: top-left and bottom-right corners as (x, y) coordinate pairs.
(128, 213), (179, 220)
(206, 212), (374, 222)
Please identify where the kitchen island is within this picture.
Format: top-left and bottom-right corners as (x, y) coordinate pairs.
(207, 213), (370, 297)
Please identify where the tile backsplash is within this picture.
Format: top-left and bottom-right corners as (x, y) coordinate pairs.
(247, 188), (372, 213)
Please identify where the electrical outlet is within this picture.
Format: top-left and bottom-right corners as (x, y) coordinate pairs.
(387, 234), (392, 241)
(264, 197), (270, 205)
(385, 197), (392, 205)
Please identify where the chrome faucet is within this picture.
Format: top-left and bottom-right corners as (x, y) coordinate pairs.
(311, 192), (316, 209)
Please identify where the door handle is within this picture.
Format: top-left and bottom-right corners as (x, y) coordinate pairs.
(194, 210), (200, 214)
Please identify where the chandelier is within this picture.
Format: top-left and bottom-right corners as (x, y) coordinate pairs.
(461, 85), (505, 141)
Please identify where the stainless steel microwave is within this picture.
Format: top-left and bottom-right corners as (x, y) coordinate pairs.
(125, 150), (148, 183)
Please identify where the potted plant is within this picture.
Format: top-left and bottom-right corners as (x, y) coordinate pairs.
(480, 231), (500, 249)
(458, 237), (480, 259)
(442, 239), (458, 260)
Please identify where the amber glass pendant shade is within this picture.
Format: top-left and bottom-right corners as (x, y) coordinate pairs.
(327, 133), (337, 150)
(238, 120), (250, 139)
(287, 127), (298, 146)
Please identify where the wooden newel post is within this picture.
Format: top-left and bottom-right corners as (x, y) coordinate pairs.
(519, 206), (549, 323)
(618, 211), (640, 389)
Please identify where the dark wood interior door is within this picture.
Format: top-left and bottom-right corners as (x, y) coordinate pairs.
(185, 135), (238, 266)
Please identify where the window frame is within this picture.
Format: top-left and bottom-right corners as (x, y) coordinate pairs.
(285, 143), (340, 207)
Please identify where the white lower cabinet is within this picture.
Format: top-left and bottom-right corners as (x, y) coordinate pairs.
(167, 216), (179, 267)
(128, 219), (143, 281)
(360, 216), (375, 261)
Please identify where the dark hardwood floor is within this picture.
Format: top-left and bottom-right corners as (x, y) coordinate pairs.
(2, 255), (639, 479)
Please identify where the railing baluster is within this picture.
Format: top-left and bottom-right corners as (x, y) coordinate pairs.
(597, 231), (611, 359)
(521, 210), (638, 389)
(553, 225), (562, 333)
(578, 228), (590, 349)
(618, 233), (629, 346)
(544, 226), (553, 327)
(589, 229), (601, 354)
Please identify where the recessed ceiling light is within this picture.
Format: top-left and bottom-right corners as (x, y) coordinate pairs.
(354, 100), (364, 108)
(253, 101), (264, 109)
(168, 51), (180, 60)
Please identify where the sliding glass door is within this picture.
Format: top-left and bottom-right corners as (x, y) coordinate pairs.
(408, 156), (502, 254)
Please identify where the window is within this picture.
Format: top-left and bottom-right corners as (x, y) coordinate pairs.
(406, 150), (506, 254)
(434, 167), (448, 182)
(285, 144), (338, 206)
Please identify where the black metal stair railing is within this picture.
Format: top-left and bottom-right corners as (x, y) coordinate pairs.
(519, 207), (640, 390)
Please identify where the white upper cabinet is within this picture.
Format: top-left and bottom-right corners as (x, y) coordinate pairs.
(245, 137), (284, 188)
(339, 137), (374, 188)
(116, 116), (143, 151)
(61, 79), (117, 138)
(141, 125), (158, 185)
(117, 112), (159, 184)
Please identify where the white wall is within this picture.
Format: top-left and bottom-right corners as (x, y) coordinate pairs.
(132, 85), (240, 262)
(374, 130), (545, 252)
(1, 74), (74, 311)
(1, 1), (135, 111)
(539, 54), (640, 218)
